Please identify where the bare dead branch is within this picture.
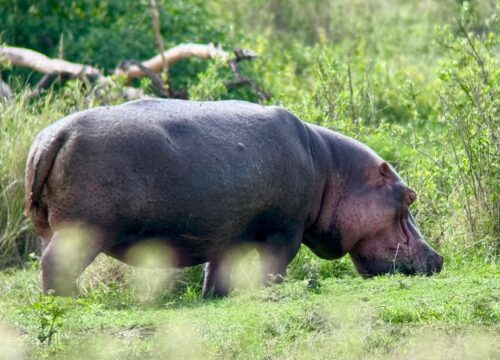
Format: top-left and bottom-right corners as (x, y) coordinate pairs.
(32, 73), (60, 96)
(225, 49), (270, 101)
(0, 46), (103, 80)
(233, 48), (259, 62)
(149, 0), (169, 75)
(1, 44), (266, 101)
(115, 43), (231, 80)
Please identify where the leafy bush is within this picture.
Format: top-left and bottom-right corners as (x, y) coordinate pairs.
(436, 5), (499, 258)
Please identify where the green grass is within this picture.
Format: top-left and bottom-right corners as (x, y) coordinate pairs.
(0, 257), (498, 359)
(0, 0), (498, 359)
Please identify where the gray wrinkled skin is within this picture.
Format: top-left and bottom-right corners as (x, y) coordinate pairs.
(25, 99), (443, 297)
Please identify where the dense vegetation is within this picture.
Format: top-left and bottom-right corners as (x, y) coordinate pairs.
(0, 0), (498, 358)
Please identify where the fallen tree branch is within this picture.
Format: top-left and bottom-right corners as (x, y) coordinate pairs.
(32, 73), (60, 96)
(31, 73), (82, 97)
(225, 49), (270, 101)
(114, 43), (233, 80)
(1, 44), (267, 101)
(0, 46), (103, 80)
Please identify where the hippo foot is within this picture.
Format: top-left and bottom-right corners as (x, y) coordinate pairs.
(202, 261), (230, 298)
(263, 273), (286, 286)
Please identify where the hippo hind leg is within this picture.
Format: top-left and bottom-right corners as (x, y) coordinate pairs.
(41, 226), (108, 296)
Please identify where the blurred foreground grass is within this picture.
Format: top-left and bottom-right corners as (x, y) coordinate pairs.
(0, 254), (498, 359)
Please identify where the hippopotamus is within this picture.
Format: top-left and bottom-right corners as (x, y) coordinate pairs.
(25, 99), (443, 297)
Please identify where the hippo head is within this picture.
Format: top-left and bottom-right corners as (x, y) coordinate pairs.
(340, 162), (443, 276)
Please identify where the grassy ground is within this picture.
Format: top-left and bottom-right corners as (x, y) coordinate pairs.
(0, 253), (498, 359)
(0, 1), (498, 359)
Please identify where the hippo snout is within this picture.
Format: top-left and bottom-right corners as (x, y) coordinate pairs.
(425, 252), (443, 275)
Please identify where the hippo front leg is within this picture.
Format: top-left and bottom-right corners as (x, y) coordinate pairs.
(258, 227), (303, 285)
(202, 260), (230, 298)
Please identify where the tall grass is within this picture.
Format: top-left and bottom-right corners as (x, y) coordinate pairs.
(0, 85), (97, 267)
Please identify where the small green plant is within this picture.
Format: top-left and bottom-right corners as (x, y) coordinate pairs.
(30, 293), (68, 345)
(303, 261), (321, 292)
(180, 285), (202, 302)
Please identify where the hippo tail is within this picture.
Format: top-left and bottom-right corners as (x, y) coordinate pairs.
(24, 131), (67, 216)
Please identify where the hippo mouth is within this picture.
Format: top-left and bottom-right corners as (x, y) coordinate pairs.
(352, 213), (436, 277)
(397, 211), (443, 276)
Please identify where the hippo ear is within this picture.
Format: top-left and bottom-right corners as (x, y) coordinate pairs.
(379, 162), (392, 177)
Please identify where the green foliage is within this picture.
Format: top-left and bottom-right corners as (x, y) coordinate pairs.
(436, 4), (499, 246)
(188, 60), (228, 100)
(29, 294), (68, 345)
(0, 0), (226, 89)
